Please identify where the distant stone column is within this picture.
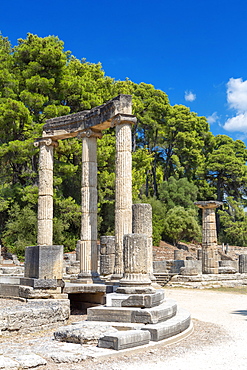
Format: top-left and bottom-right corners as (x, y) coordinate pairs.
(239, 255), (247, 273)
(34, 138), (58, 246)
(77, 129), (102, 283)
(117, 233), (155, 294)
(132, 203), (155, 281)
(111, 114), (137, 277)
(195, 201), (223, 274)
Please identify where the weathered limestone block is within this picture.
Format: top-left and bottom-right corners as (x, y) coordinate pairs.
(180, 260), (202, 275)
(24, 245), (64, 280)
(153, 261), (168, 273)
(219, 260), (238, 273)
(54, 321), (118, 345)
(98, 330), (150, 350)
(0, 299), (70, 333)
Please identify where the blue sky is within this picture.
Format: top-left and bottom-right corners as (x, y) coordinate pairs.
(1, 0), (247, 143)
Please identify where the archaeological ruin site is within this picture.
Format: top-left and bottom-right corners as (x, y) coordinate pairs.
(0, 94), (247, 368)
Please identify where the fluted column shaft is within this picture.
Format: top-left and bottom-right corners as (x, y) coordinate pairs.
(112, 114), (136, 276)
(35, 138), (57, 246)
(195, 201), (222, 274)
(78, 129), (102, 282)
(132, 203), (155, 280)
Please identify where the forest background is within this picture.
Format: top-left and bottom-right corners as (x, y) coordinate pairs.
(1, 33), (247, 258)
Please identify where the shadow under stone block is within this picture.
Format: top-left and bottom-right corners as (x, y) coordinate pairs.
(24, 245), (63, 280)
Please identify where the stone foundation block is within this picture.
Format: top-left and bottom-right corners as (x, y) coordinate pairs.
(98, 329), (150, 350)
(0, 299), (70, 333)
(141, 308), (191, 341)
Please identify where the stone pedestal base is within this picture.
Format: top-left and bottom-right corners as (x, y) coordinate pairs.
(24, 245), (64, 280)
(71, 272), (102, 285)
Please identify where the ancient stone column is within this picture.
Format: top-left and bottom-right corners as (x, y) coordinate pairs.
(195, 201), (223, 274)
(34, 138), (57, 246)
(111, 114), (137, 277)
(132, 203), (155, 281)
(117, 233), (155, 294)
(99, 236), (115, 277)
(239, 254), (247, 273)
(77, 129), (102, 283)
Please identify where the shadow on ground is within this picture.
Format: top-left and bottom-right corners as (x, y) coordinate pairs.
(231, 310), (247, 318)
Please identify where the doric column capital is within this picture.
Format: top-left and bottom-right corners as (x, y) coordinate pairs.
(111, 114), (137, 128)
(77, 128), (102, 139)
(34, 138), (58, 148)
(194, 200), (223, 210)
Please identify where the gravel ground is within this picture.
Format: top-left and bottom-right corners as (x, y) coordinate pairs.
(1, 288), (247, 370)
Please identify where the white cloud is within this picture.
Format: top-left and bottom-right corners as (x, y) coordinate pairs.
(184, 90), (196, 102)
(227, 78), (247, 111)
(207, 112), (219, 124)
(224, 113), (247, 132)
(223, 77), (247, 133)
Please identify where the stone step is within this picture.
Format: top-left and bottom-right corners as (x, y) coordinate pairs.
(98, 329), (151, 350)
(141, 308), (191, 341)
(87, 298), (177, 324)
(106, 289), (165, 308)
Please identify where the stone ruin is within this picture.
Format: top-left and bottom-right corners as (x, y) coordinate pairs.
(153, 200), (247, 288)
(0, 95), (192, 353)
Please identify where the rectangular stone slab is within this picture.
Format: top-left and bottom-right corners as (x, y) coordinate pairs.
(98, 329), (150, 350)
(87, 299), (177, 324)
(141, 308), (191, 341)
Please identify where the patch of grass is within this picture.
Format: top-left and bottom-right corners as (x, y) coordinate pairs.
(204, 286), (247, 294)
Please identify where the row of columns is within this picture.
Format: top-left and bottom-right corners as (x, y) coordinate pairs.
(35, 114), (136, 282)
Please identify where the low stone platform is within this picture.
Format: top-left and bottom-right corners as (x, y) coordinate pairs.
(0, 299), (70, 333)
(168, 273), (247, 288)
